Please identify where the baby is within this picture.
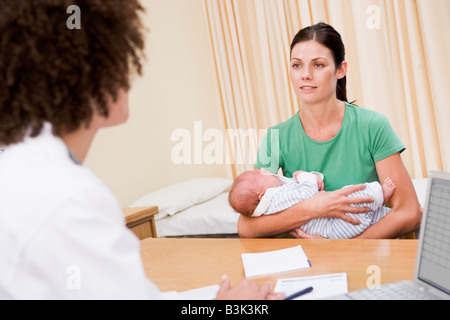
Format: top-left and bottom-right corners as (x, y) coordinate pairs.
(228, 169), (396, 239)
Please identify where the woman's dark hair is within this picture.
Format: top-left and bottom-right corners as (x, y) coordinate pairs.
(290, 22), (348, 102)
(0, 0), (146, 145)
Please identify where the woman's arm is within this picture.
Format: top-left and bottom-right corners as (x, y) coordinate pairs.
(354, 153), (421, 239)
(238, 202), (314, 238)
(238, 184), (375, 238)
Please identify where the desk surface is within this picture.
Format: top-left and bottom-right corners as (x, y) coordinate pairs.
(140, 238), (418, 293)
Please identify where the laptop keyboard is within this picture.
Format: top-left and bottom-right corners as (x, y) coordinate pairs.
(347, 281), (439, 300)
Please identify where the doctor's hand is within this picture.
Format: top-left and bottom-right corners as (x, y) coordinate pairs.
(306, 184), (374, 225)
(215, 275), (284, 300)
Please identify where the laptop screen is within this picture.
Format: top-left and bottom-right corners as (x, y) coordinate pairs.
(418, 177), (450, 294)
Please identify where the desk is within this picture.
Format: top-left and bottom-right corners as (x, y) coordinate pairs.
(123, 206), (158, 240)
(140, 238), (418, 293)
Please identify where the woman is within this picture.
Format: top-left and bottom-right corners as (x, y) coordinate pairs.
(238, 23), (421, 239)
(0, 0), (281, 300)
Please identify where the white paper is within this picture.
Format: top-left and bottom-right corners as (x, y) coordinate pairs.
(160, 285), (220, 300)
(160, 291), (181, 299)
(274, 273), (348, 300)
(241, 245), (311, 278)
(179, 285), (220, 300)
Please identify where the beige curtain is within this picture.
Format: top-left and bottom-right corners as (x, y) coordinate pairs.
(204, 0), (450, 179)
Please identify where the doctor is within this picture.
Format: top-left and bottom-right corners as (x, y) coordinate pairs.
(0, 0), (281, 300)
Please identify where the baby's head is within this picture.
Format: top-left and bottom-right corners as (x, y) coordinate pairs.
(228, 170), (281, 217)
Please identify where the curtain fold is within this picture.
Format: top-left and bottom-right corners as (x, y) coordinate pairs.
(204, 0), (449, 178)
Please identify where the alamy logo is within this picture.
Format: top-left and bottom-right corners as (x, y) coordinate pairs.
(367, 5), (381, 30)
(66, 5), (81, 30)
(170, 121), (277, 166)
(66, 265), (81, 290)
(366, 265), (381, 289)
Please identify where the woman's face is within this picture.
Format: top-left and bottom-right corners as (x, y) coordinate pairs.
(290, 40), (346, 105)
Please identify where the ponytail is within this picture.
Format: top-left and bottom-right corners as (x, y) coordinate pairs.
(336, 76), (348, 102)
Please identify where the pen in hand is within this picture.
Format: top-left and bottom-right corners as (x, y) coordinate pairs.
(284, 286), (313, 300)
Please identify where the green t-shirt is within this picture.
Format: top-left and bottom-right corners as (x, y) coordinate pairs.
(255, 103), (405, 191)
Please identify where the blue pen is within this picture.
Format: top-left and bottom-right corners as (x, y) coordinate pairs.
(284, 286), (314, 300)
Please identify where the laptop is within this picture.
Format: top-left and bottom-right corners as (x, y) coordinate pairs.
(333, 171), (450, 300)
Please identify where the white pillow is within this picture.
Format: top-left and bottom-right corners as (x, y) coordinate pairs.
(129, 177), (233, 220)
(412, 178), (428, 207)
(155, 192), (239, 237)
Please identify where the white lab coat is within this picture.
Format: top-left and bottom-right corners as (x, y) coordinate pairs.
(0, 124), (160, 299)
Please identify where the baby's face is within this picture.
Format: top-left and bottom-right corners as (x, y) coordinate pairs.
(255, 171), (281, 191)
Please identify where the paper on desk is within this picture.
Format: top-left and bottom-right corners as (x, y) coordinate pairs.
(179, 285), (220, 300)
(274, 273), (348, 300)
(160, 285), (220, 300)
(241, 245), (311, 278)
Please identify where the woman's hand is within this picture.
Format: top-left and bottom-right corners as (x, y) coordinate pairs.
(238, 184), (375, 238)
(308, 184), (374, 225)
(215, 275), (284, 300)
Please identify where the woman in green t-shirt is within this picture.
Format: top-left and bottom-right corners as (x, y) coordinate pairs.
(238, 23), (421, 239)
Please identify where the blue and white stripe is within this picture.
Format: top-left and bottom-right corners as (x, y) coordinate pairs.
(264, 176), (318, 214)
(263, 178), (391, 239)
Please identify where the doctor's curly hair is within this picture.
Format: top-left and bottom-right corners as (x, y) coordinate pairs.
(0, 0), (146, 145)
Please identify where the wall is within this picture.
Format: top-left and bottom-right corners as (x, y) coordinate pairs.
(84, 0), (228, 207)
